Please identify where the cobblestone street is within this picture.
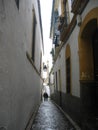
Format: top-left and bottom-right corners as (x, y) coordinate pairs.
(31, 100), (79, 130)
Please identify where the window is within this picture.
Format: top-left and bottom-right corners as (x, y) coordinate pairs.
(32, 9), (37, 62)
(15, 0), (19, 9)
(40, 52), (42, 73)
(66, 57), (71, 93)
(55, 72), (58, 91)
(58, 69), (62, 92)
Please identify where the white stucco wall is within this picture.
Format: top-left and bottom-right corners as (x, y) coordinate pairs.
(53, 46), (66, 93)
(68, 26), (80, 97)
(0, 0), (43, 130)
(53, 26), (80, 97)
(53, 0), (98, 98)
(49, 72), (54, 94)
(59, 48), (66, 93)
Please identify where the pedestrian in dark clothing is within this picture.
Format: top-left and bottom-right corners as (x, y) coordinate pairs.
(43, 92), (48, 101)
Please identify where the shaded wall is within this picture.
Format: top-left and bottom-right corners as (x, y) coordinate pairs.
(0, 0), (43, 130)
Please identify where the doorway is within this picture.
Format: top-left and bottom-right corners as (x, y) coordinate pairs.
(92, 28), (98, 117)
(79, 17), (98, 127)
(92, 28), (98, 85)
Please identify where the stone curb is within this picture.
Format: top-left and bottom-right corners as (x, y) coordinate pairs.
(51, 100), (81, 130)
(25, 103), (41, 130)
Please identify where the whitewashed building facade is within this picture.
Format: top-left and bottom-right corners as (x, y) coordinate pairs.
(0, 0), (44, 130)
(50, 0), (98, 129)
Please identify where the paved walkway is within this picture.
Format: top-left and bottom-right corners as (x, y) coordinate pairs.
(31, 100), (76, 130)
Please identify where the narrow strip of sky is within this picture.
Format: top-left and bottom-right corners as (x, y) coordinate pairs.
(40, 0), (53, 63)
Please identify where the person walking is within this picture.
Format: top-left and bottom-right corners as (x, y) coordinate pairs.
(43, 92), (48, 101)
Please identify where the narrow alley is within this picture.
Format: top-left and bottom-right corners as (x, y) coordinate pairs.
(31, 100), (80, 130)
(0, 0), (98, 130)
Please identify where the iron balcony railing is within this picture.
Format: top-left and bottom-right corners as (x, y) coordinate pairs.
(58, 11), (70, 32)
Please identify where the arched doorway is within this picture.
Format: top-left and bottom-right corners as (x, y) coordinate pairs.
(78, 7), (98, 127)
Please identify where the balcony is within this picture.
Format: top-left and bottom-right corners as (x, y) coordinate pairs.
(58, 16), (65, 31)
(71, 0), (89, 14)
(60, 15), (76, 42)
(58, 12), (69, 32)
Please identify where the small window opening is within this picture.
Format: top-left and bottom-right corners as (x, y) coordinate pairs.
(15, 0), (19, 9)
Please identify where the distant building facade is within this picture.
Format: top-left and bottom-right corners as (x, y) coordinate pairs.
(50, 0), (98, 129)
(0, 0), (44, 130)
(43, 61), (49, 85)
